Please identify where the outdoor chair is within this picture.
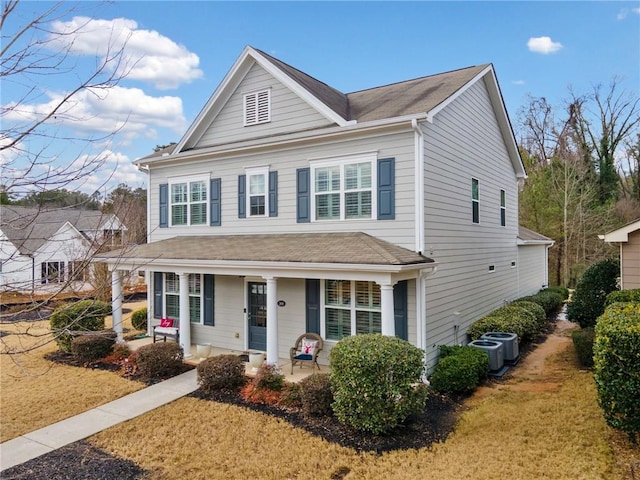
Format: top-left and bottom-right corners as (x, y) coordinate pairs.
(289, 333), (323, 374)
(153, 318), (179, 343)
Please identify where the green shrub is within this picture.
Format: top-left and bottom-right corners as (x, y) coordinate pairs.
(254, 363), (285, 391)
(70, 330), (117, 363)
(511, 300), (547, 329)
(197, 354), (246, 394)
(566, 258), (619, 328)
(298, 373), (333, 417)
(279, 383), (303, 409)
(50, 300), (112, 352)
(546, 285), (570, 300)
(329, 334), (427, 435)
(131, 308), (148, 331)
(429, 345), (489, 394)
(467, 303), (540, 343)
(136, 342), (184, 380)
(605, 289), (640, 306)
(594, 302), (640, 442)
(517, 291), (564, 317)
(571, 328), (595, 368)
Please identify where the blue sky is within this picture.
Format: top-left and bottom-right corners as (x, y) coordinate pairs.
(2, 1), (639, 196)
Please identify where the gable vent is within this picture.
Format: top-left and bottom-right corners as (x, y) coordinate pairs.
(244, 89), (271, 126)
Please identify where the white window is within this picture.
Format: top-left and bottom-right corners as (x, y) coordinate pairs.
(244, 89), (271, 126)
(164, 273), (203, 323)
(41, 261), (65, 284)
(245, 167), (269, 217)
(322, 280), (381, 341)
(311, 153), (376, 221)
(169, 177), (208, 226)
(500, 189), (506, 227)
(472, 178), (479, 224)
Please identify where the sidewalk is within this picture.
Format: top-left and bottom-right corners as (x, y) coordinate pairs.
(0, 369), (198, 472)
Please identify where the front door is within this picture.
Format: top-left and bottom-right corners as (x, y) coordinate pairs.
(248, 282), (267, 351)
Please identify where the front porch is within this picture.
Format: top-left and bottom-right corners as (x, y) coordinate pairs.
(126, 336), (329, 383)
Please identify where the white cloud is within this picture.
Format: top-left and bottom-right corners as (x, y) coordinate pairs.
(48, 17), (203, 89)
(527, 36), (563, 54)
(617, 7), (640, 20)
(512, 80), (526, 86)
(68, 150), (146, 193)
(3, 86), (187, 141)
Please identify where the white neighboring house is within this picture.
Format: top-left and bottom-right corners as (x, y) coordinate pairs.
(0, 206), (127, 293)
(96, 46), (554, 370)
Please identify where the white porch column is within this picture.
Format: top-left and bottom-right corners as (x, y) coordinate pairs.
(111, 269), (124, 342)
(379, 283), (395, 337)
(178, 272), (192, 358)
(264, 276), (278, 365)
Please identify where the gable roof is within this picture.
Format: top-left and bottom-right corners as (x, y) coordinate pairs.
(147, 47), (522, 175)
(599, 219), (640, 243)
(0, 206), (121, 255)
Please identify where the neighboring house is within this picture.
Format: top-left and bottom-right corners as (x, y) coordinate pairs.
(0, 206), (126, 293)
(599, 219), (640, 290)
(96, 46), (552, 370)
(517, 226), (554, 294)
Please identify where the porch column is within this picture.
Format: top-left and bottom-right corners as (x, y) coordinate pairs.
(111, 269), (124, 342)
(264, 276), (278, 365)
(178, 272), (192, 358)
(379, 283), (395, 337)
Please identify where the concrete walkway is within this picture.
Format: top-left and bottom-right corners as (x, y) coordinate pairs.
(0, 369), (198, 472)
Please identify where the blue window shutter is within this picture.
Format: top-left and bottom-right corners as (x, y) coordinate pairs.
(269, 171), (278, 217)
(159, 184), (168, 227)
(394, 280), (408, 340)
(203, 274), (215, 326)
(377, 158), (395, 220)
(210, 178), (221, 226)
(305, 279), (320, 334)
(296, 168), (310, 223)
(238, 175), (246, 218)
(153, 272), (163, 319)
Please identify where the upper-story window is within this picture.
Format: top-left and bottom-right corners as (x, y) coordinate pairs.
(244, 89), (271, 126)
(472, 178), (480, 224)
(311, 153), (376, 221)
(170, 177), (208, 226)
(500, 189), (506, 227)
(246, 167), (269, 216)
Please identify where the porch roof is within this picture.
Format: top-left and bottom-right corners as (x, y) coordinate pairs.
(96, 232), (434, 266)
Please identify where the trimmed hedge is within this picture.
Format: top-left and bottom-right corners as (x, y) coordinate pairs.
(546, 285), (570, 300)
(430, 345), (489, 394)
(467, 302), (540, 342)
(50, 300), (112, 352)
(136, 342), (184, 380)
(298, 373), (333, 417)
(571, 328), (595, 368)
(197, 354), (246, 394)
(594, 302), (640, 442)
(605, 289), (640, 306)
(131, 307), (148, 331)
(330, 334), (427, 434)
(510, 300), (547, 329)
(517, 291), (564, 317)
(70, 330), (117, 363)
(567, 258), (620, 328)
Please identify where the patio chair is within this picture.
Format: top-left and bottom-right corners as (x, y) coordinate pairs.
(290, 333), (323, 374)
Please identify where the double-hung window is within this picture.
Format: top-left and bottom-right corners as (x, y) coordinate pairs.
(323, 280), (381, 341)
(41, 261), (65, 284)
(170, 177), (208, 226)
(312, 153), (376, 221)
(472, 178), (480, 224)
(246, 167), (269, 216)
(164, 273), (203, 323)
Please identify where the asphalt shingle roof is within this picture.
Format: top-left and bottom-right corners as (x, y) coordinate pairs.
(97, 232), (434, 266)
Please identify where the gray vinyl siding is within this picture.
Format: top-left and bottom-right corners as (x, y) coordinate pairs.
(421, 80), (520, 368)
(149, 129), (417, 250)
(621, 231), (640, 289)
(197, 63), (334, 148)
(517, 244), (547, 296)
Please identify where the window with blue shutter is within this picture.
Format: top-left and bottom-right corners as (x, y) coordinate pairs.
(377, 157), (395, 220)
(305, 279), (320, 334)
(159, 184), (168, 228)
(210, 178), (221, 226)
(238, 175), (246, 218)
(203, 274), (215, 326)
(394, 280), (408, 340)
(153, 272), (163, 319)
(296, 168), (310, 223)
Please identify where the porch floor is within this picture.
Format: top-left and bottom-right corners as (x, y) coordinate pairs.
(126, 336), (328, 383)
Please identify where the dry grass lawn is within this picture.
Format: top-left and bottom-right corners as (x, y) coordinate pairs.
(89, 328), (637, 480)
(0, 301), (146, 442)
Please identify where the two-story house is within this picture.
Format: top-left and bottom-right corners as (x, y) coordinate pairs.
(1, 206), (126, 293)
(96, 46), (553, 369)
